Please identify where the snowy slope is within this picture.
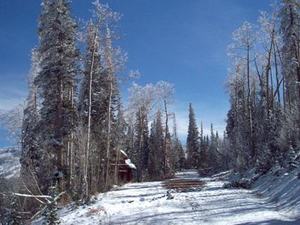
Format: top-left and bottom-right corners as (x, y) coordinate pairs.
(253, 166), (300, 219)
(0, 147), (21, 179)
(33, 170), (300, 225)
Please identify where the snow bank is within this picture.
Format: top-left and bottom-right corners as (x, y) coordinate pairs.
(252, 166), (300, 219)
(222, 165), (300, 220)
(0, 147), (20, 179)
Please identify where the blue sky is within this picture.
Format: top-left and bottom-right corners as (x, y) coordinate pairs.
(0, 0), (273, 146)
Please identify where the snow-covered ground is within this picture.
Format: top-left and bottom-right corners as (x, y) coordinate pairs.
(34, 170), (300, 225)
(253, 166), (300, 219)
(0, 147), (20, 179)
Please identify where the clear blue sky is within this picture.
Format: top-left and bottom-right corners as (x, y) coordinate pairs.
(0, 0), (273, 147)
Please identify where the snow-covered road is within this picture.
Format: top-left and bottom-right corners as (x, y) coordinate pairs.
(49, 170), (300, 225)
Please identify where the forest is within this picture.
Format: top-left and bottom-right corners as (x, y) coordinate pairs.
(0, 0), (300, 224)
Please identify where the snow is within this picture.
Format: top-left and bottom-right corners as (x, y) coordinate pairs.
(120, 149), (128, 157)
(0, 147), (20, 179)
(33, 170), (300, 225)
(125, 159), (136, 170)
(252, 166), (300, 219)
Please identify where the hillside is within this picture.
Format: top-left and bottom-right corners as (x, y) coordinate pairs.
(0, 147), (21, 179)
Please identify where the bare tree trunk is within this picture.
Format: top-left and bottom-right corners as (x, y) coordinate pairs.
(163, 100), (169, 176)
(275, 41), (286, 110)
(246, 45), (254, 160)
(67, 83), (74, 191)
(57, 78), (64, 191)
(105, 81), (113, 189)
(273, 43), (281, 104)
(114, 146), (120, 185)
(104, 26), (114, 189)
(265, 38), (274, 117)
(84, 33), (97, 199)
(138, 109), (143, 182)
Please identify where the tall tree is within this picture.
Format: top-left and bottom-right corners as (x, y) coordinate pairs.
(156, 81), (175, 177)
(77, 1), (121, 196)
(148, 111), (165, 180)
(103, 25), (121, 190)
(280, 0), (300, 148)
(78, 21), (102, 198)
(171, 114), (186, 171)
(20, 49), (41, 185)
(134, 106), (149, 182)
(35, 0), (79, 192)
(186, 103), (200, 168)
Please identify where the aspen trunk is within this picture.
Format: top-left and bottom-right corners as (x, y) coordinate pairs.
(105, 81), (113, 189)
(84, 33), (97, 199)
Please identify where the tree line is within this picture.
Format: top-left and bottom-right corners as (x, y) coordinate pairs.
(186, 0), (300, 175)
(0, 0), (186, 223)
(2, 0), (300, 224)
(224, 0), (300, 172)
(185, 103), (224, 174)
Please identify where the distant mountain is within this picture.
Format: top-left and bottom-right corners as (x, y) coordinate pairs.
(0, 127), (12, 147)
(0, 147), (21, 179)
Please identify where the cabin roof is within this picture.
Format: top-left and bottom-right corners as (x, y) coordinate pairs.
(125, 159), (136, 170)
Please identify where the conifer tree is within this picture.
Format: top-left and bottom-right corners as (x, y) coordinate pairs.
(44, 186), (60, 225)
(35, 0), (79, 192)
(198, 122), (208, 170)
(20, 49), (41, 182)
(280, 0), (300, 149)
(186, 103), (200, 168)
(148, 111), (165, 180)
(8, 195), (22, 225)
(134, 106), (149, 181)
(171, 114), (186, 171)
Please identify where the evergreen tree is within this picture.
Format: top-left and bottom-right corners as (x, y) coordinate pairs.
(226, 64), (252, 170)
(7, 195), (22, 225)
(186, 103), (200, 168)
(173, 138), (185, 171)
(44, 186), (60, 225)
(198, 122), (207, 170)
(163, 121), (173, 177)
(133, 106), (149, 181)
(280, 0), (300, 149)
(148, 111), (165, 180)
(35, 0), (79, 192)
(20, 49), (41, 182)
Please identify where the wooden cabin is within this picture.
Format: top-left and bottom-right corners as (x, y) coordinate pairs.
(110, 149), (136, 183)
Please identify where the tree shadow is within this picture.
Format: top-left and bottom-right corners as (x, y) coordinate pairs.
(237, 218), (300, 225)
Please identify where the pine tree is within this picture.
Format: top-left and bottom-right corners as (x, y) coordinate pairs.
(186, 103), (200, 168)
(148, 111), (165, 180)
(134, 106), (149, 181)
(173, 138), (185, 171)
(225, 63), (252, 170)
(163, 119), (173, 177)
(198, 122), (208, 170)
(171, 115), (185, 171)
(280, 0), (300, 108)
(280, 0), (300, 149)
(35, 0), (79, 192)
(20, 49), (41, 182)
(8, 195), (22, 225)
(44, 186), (60, 225)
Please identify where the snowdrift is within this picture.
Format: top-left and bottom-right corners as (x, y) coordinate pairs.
(252, 166), (300, 219)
